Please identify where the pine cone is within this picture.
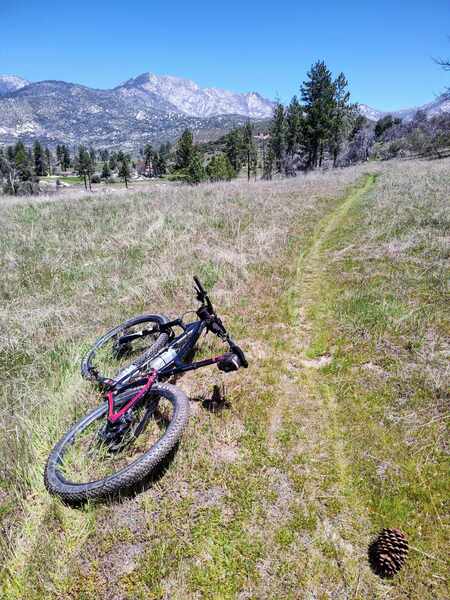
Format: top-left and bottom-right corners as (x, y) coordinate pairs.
(368, 528), (408, 578)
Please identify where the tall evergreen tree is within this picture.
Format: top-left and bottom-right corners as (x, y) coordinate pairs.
(89, 147), (96, 165)
(75, 146), (93, 190)
(0, 147), (19, 194)
(33, 141), (46, 177)
(45, 147), (52, 176)
(14, 142), (32, 182)
(187, 151), (206, 184)
(285, 95), (303, 157)
(328, 73), (354, 167)
(262, 145), (275, 180)
(159, 142), (171, 159)
(62, 145), (71, 171)
(225, 129), (243, 173)
(109, 152), (117, 172)
(176, 129), (194, 170)
(242, 121), (257, 181)
(143, 144), (154, 175)
(56, 144), (63, 168)
(101, 161), (111, 181)
(118, 152), (131, 188)
(301, 60), (336, 168)
(270, 102), (287, 173)
(154, 153), (166, 176)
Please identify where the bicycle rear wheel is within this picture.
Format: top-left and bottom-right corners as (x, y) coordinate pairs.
(44, 383), (189, 503)
(81, 314), (170, 384)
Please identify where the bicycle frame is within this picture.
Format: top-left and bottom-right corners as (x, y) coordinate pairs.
(106, 316), (232, 423)
(100, 276), (247, 425)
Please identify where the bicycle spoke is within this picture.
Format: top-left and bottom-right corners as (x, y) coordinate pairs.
(58, 395), (174, 483)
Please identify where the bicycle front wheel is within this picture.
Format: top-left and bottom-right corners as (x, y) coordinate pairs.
(44, 383), (189, 503)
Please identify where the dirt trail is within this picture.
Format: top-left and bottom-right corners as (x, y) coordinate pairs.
(263, 174), (382, 598)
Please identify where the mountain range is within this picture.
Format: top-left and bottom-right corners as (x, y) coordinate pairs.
(358, 95), (450, 122)
(0, 73), (448, 149)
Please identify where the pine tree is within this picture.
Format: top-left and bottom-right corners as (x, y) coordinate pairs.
(143, 143), (154, 176)
(56, 145), (63, 169)
(109, 152), (117, 172)
(270, 102), (287, 173)
(74, 146), (92, 190)
(262, 145), (275, 180)
(14, 142), (32, 182)
(328, 73), (355, 167)
(33, 141), (46, 177)
(154, 153), (166, 176)
(0, 147), (20, 194)
(301, 60), (336, 168)
(176, 129), (194, 170)
(187, 152), (206, 184)
(89, 147), (96, 166)
(101, 161), (111, 181)
(118, 152), (131, 188)
(242, 121), (257, 181)
(206, 153), (235, 181)
(286, 95), (303, 157)
(45, 147), (52, 176)
(225, 129), (243, 173)
(62, 145), (71, 171)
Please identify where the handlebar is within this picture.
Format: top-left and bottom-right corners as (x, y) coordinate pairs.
(194, 276), (214, 313)
(193, 276), (248, 369)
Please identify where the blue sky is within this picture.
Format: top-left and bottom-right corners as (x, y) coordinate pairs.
(1, 0), (449, 110)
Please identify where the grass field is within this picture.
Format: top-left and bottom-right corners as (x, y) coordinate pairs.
(0, 158), (448, 599)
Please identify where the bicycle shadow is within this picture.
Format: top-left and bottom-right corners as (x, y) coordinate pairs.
(62, 444), (179, 509)
(190, 383), (231, 413)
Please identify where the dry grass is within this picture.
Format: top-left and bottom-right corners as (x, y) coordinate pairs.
(0, 158), (448, 599)
(0, 165), (366, 595)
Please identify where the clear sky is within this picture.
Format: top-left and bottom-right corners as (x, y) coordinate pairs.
(1, 0), (449, 110)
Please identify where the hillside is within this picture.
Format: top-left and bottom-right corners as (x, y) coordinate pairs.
(0, 72), (448, 150)
(0, 73), (273, 150)
(0, 158), (448, 599)
(358, 93), (450, 121)
(0, 75), (29, 96)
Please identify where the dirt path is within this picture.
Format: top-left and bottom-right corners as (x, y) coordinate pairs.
(259, 174), (384, 598)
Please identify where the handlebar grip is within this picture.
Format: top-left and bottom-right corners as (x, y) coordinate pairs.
(193, 275), (206, 294)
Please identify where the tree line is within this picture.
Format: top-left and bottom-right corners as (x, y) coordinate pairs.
(172, 60), (357, 184)
(0, 141), (171, 195)
(262, 60), (356, 177)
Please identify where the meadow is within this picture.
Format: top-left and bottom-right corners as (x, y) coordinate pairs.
(0, 158), (448, 599)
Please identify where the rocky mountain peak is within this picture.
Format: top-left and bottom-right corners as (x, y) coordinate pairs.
(117, 72), (275, 118)
(0, 75), (30, 96)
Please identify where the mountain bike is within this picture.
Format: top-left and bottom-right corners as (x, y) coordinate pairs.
(44, 277), (248, 503)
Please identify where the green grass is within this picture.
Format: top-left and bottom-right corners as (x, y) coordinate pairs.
(0, 159), (448, 599)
